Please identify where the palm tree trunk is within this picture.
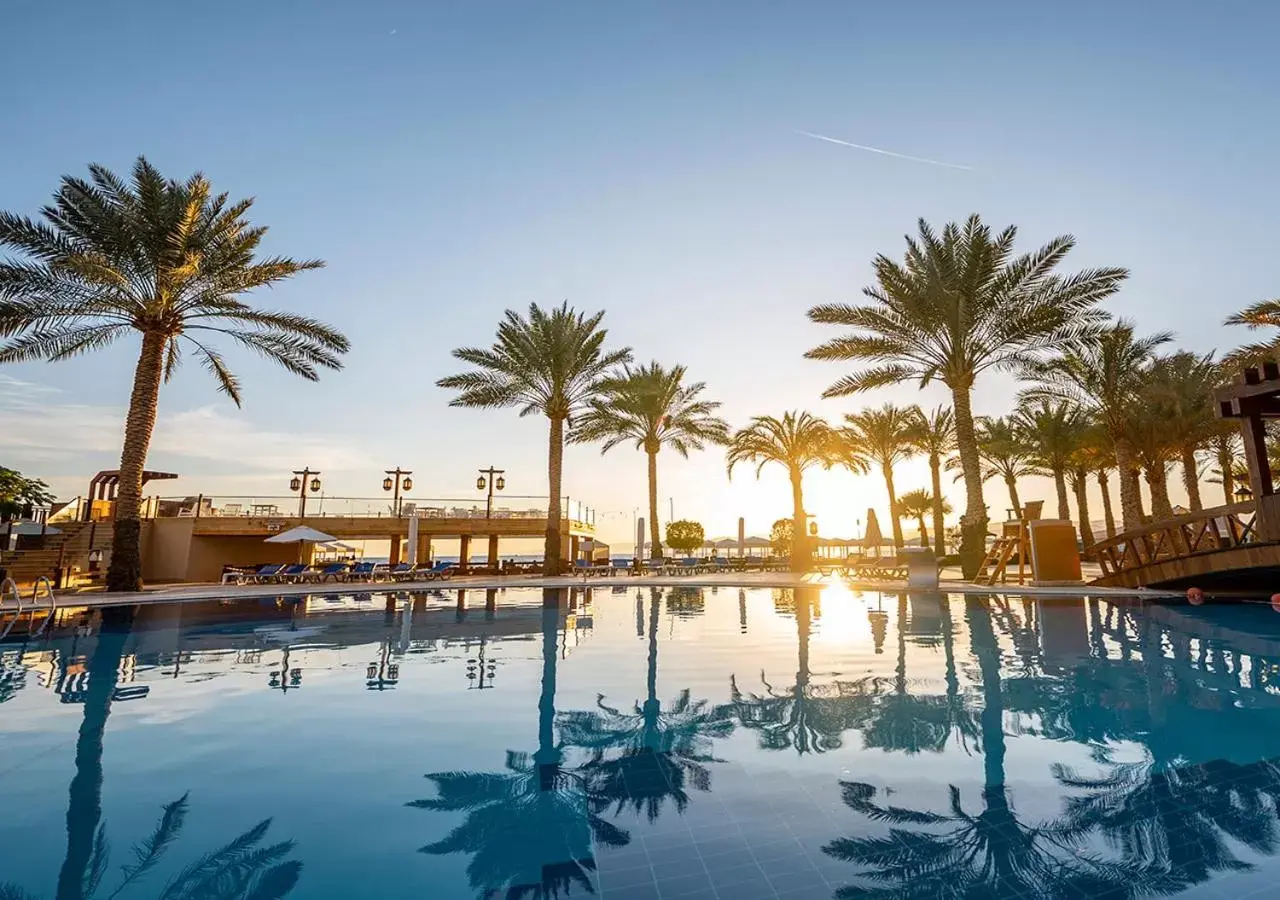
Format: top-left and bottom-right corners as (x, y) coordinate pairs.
(1098, 470), (1117, 538)
(883, 464), (903, 549)
(929, 455), (946, 556)
(917, 516), (930, 550)
(1146, 465), (1174, 520)
(966, 599), (1006, 791)
(57, 607), (133, 900)
(1216, 441), (1236, 506)
(1003, 475), (1022, 519)
(951, 386), (988, 578)
(646, 448), (661, 561)
(1179, 446), (1202, 511)
(790, 468), (809, 573)
(105, 332), (166, 592)
(544, 416), (565, 575)
(1114, 440), (1145, 531)
(1053, 468), (1070, 521)
(1072, 471), (1095, 551)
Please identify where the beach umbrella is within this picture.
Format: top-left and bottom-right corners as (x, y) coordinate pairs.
(862, 510), (884, 557)
(265, 525), (337, 562)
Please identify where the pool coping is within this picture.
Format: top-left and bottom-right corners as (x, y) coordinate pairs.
(28, 571), (1175, 609)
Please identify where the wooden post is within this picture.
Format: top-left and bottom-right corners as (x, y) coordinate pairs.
(487, 534), (499, 571)
(459, 534), (471, 574)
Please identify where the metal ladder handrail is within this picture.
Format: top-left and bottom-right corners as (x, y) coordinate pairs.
(0, 577), (22, 641)
(30, 575), (57, 636)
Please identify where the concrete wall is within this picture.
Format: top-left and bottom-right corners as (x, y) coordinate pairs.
(185, 535), (298, 583)
(141, 518), (194, 583)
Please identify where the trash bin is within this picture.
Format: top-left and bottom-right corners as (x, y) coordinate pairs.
(1027, 520), (1083, 584)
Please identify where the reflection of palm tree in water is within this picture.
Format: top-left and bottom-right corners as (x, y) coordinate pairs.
(824, 598), (1137, 898)
(411, 595), (629, 898)
(4, 607), (302, 900)
(729, 588), (862, 754)
(559, 588), (734, 822)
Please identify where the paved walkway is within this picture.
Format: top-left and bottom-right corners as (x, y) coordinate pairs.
(13, 569), (1173, 610)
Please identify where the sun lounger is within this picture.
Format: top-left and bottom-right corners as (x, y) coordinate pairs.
(385, 562), (415, 581)
(275, 563), (309, 583)
(422, 561), (455, 581)
(305, 562), (351, 583)
(344, 561), (381, 582)
(610, 557), (636, 575)
(245, 563), (288, 584)
(677, 557), (706, 575)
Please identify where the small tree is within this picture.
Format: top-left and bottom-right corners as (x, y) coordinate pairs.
(769, 518), (794, 556)
(665, 520), (705, 555)
(0, 467), (54, 521)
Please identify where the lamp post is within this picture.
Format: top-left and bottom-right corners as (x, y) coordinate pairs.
(366, 641), (399, 690)
(290, 468), (322, 518)
(268, 647), (302, 693)
(382, 467), (413, 516)
(476, 466), (505, 519)
(1236, 483), (1255, 504)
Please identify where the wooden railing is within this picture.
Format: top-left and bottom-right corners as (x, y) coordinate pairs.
(1092, 501), (1260, 580)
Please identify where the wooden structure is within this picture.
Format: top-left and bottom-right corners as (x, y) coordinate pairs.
(974, 520), (1028, 586)
(1089, 363), (1280, 589)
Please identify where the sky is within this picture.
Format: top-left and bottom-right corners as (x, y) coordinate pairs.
(3, 0), (1279, 551)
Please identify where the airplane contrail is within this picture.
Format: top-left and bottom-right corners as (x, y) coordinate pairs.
(794, 129), (973, 171)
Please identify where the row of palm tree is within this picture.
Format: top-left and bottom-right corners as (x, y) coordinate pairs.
(5, 159), (1276, 585)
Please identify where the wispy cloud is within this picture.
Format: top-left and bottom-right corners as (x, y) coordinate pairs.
(794, 129), (973, 171)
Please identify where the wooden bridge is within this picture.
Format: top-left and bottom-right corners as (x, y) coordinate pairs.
(1089, 502), (1280, 589)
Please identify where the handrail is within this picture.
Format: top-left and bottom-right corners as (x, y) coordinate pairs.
(1092, 501), (1262, 578)
(0, 577), (22, 641)
(29, 576), (56, 636)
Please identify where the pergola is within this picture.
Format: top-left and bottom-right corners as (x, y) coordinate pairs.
(83, 470), (178, 520)
(1214, 362), (1280, 541)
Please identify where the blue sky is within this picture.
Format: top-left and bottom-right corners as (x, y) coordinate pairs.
(3, 0), (1278, 548)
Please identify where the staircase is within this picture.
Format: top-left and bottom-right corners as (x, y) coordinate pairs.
(0, 520), (113, 588)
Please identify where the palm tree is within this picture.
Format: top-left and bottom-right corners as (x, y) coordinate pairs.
(570, 362), (728, 561)
(947, 417), (1036, 518)
(726, 412), (835, 572)
(0, 158), (348, 592)
(439, 303), (631, 575)
(1024, 320), (1172, 532)
(1206, 428), (1242, 505)
(1014, 401), (1086, 521)
(1143, 351), (1219, 511)
(1223, 297), (1280, 367)
(1074, 424), (1118, 539)
(1065, 457), (1096, 550)
(906, 406), (955, 555)
(896, 488), (950, 550)
(841, 404), (920, 550)
(806, 215), (1127, 576)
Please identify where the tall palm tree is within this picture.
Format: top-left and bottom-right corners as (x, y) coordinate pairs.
(896, 488), (950, 550)
(947, 417), (1036, 518)
(806, 215), (1127, 576)
(841, 403), (920, 550)
(906, 406), (956, 555)
(570, 362), (728, 561)
(0, 158), (348, 592)
(1065, 457), (1096, 550)
(439, 303), (631, 575)
(1206, 428), (1242, 506)
(1143, 351), (1219, 511)
(1014, 400), (1086, 521)
(1024, 320), (1172, 532)
(726, 412), (835, 572)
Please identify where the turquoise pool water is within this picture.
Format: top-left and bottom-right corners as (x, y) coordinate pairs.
(4, 586), (1280, 899)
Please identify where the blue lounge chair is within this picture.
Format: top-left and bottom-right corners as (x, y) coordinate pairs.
(275, 563), (308, 583)
(573, 559), (596, 576)
(385, 562), (414, 581)
(678, 557), (704, 575)
(610, 557), (636, 576)
(307, 562), (350, 583)
(345, 561), (380, 582)
(248, 563), (289, 584)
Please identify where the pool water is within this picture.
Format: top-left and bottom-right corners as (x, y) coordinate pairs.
(5, 586), (1280, 900)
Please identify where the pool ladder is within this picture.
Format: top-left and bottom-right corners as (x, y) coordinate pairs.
(0, 576), (57, 640)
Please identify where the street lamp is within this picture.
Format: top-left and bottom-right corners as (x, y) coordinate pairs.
(290, 468), (321, 518)
(383, 467), (413, 516)
(268, 647), (302, 693)
(366, 641), (400, 690)
(477, 466), (506, 518)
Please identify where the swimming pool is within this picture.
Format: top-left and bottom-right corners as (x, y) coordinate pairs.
(4, 585), (1280, 899)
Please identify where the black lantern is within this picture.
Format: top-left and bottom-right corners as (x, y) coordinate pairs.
(495, 475), (505, 491)
(808, 521), (818, 536)
(476, 475), (487, 490)
(289, 476), (301, 492)
(309, 478), (321, 493)
(382, 476), (394, 492)
(1236, 483), (1255, 502)
(402, 477), (412, 491)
